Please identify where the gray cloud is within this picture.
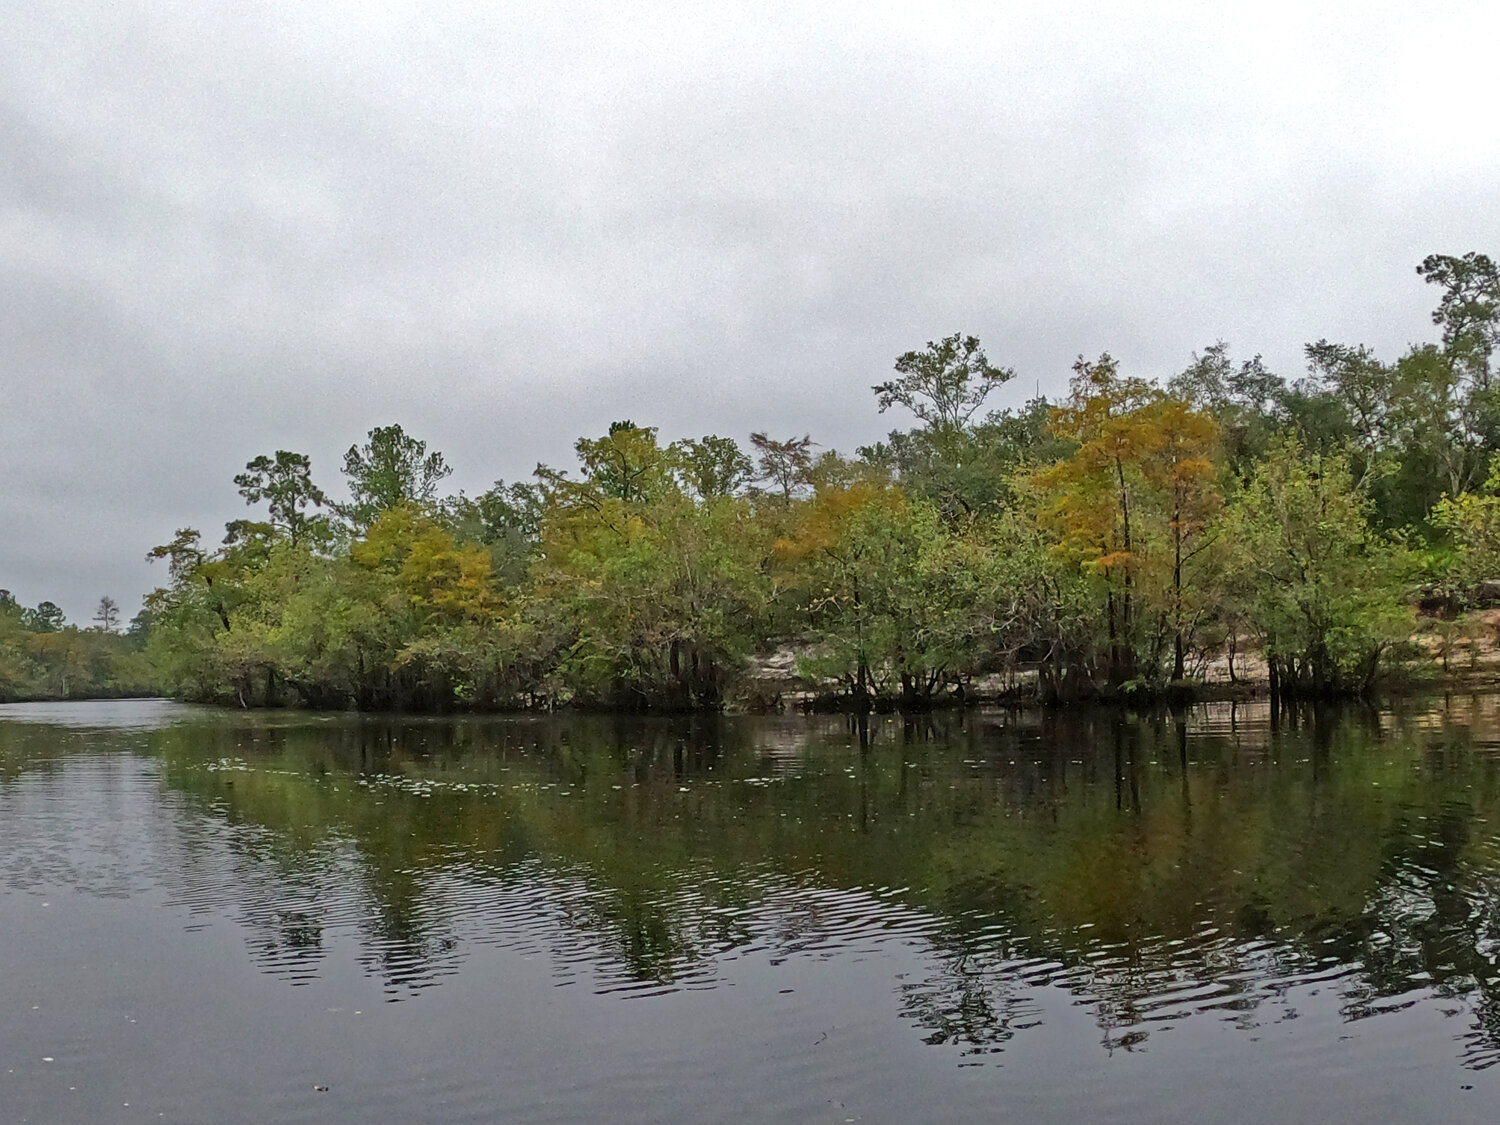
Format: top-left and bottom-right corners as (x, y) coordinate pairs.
(3, 0), (1497, 619)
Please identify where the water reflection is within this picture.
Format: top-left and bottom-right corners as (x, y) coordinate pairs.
(7, 698), (1500, 1066)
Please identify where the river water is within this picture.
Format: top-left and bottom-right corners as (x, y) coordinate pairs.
(2, 697), (1500, 1122)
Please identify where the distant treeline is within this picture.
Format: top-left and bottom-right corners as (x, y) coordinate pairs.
(44, 251), (1500, 711)
(0, 592), (155, 702)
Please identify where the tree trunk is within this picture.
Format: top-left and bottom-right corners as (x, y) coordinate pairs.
(1115, 453), (1135, 682)
(1106, 586), (1120, 686)
(1171, 495), (1185, 681)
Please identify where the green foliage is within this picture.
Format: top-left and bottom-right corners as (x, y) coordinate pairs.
(1419, 251), (1499, 385)
(778, 475), (947, 704)
(339, 424), (453, 532)
(535, 434), (775, 709)
(119, 250), (1489, 710)
(873, 333), (1014, 432)
(441, 479), (545, 587)
(1432, 454), (1500, 593)
(234, 450), (329, 547)
(860, 397), (1067, 521)
(748, 432), (815, 503)
(571, 422), (676, 505)
(1225, 440), (1415, 696)
(0, 590), (153, 702)
(22, 600), (65, 633)
(670, 435), (753, 501)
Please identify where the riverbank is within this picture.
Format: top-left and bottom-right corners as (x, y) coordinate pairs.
(731, 613), (1500, 713)
(0, 688), (160, 706)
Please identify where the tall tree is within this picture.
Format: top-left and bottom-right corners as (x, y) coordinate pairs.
(22, 601), (65, 633)
(1302, 341), (1404, 459)
(860, 398), (1063, 522)
(1144, 399), (1221, 680)
(567, 422), (676, 507)
(340, 424), (453, 531)
(1419, 252), (1500, 388)
(873, 334), (1014, 432)
(749, 432), (815, 502)
(145, 528), (208, 583)
(93, 596), (121, 633)
(1037, 354), (1160, 686)
(234, 451), (327, 547)
(1225, 439), (1412, 698)
(1168, 342), (1285, 483)
(671, 435), (753, 501)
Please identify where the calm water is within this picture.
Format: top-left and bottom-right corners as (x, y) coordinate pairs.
(3, 700), (1500, 1123)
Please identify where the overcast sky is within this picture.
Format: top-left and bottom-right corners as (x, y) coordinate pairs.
(2, 0), (1496, 622)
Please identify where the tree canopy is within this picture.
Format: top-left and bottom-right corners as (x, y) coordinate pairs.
(19, 251), (1500, 709)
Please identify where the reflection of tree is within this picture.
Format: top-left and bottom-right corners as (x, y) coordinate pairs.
(15, 704), (1500, 1064)
(886, 711), (1500, 1064)
(242, 906), (325, 983)
(897, 937), (1043, 1056)
(0, 721), (69, 783)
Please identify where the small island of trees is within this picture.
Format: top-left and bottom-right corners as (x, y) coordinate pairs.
(6, 251), (1500, 712)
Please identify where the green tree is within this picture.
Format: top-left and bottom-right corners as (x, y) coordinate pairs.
(569, 422), (675, 506)
(1225, 440), (1413, 697)
(22, 601), (65, 633)
(777, 472), (986, 708)
(1431, 454), (1500, 594)
(93, 596), (121, 633)
(442, 480), (546, 587)
(873, 333), (1014, 432)
(1419, 251), (1499, 388)
(861, 398), (1065, 522)
(339, 424), (453, 531)
(670, 435), (753, 501)
(749, 432), (815, 503)
(234, 451), (328, 547)
(535, 480), (773, 709)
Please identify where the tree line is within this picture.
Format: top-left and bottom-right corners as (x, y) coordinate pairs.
(0, 591), (155, 701)
(25, 251), (1500, 711)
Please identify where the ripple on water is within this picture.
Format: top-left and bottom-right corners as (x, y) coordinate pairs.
(6, 700), (1500, 1091)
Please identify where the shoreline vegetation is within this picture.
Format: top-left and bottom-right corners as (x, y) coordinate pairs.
(6, 647), (1500, 713)
(6, 252), (1500, 715)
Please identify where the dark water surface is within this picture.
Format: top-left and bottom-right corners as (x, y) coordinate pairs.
(4, 700), (1500, 1123)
